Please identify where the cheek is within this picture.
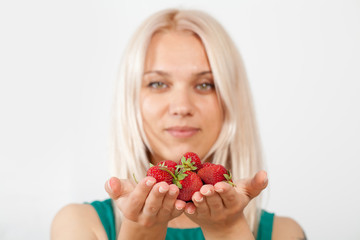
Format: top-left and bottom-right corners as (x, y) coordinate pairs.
(140, 95), (164, 124)
(203, 97), (224, 131)
(140, 96), (152, 123)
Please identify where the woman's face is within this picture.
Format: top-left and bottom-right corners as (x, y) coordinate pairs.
(140, 31), (224, 164)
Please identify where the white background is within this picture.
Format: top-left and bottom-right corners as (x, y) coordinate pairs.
(1, 0), (359, 239)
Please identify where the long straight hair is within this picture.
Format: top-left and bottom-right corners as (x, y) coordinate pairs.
(110, 8), (264, 235)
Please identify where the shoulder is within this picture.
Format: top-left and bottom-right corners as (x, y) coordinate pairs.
(272, 215), (306, 240)
(51, 203), (107, 240)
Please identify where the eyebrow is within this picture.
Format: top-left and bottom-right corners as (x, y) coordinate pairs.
(143, 70), (212, 77)
(143, 70), (170, 77)
(195, 71), (212, 76)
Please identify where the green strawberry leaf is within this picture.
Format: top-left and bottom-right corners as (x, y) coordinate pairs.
(175, 165), (183, 173)
(177, 173), (188, 181)
(172, 169), (188, 189)
(174, 180), (183, 189)
(178, 156), (197, 171)
(224, 171), (236, 187)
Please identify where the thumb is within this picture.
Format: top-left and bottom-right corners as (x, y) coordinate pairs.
(242, 170), (268, 199)
(105, 177), (134, 200)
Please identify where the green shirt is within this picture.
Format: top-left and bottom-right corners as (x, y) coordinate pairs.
(88, 199), (274, 240)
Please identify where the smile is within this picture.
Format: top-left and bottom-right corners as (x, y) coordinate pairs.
(165, 126), (200, 138)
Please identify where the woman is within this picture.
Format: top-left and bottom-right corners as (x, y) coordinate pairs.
(52, 9), (306, 240)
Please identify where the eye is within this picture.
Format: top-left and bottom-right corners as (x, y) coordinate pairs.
(148, 81), (167, 89)
(196, 82), (215, 91)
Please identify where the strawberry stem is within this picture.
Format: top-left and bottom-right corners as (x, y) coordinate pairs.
(133, 173), (138, 184)
(158, 166), (188, 189)
(158, 167), (176, 179)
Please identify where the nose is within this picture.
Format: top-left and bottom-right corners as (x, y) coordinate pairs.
(168, 89), (194, 117)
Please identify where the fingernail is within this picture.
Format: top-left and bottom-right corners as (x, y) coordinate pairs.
(107, 179), (113, 193)
(187, 208), (195, 214)
(215, 188), (224, 193)
(159, 186), (168, 193)
(263, 177), (268, 186)
(202, 189), (211, 196)
(146, 179), (155, 187)
(169, 189), (177, 196)
(176, 205), (184, 211)
(195, 197), (203, 202)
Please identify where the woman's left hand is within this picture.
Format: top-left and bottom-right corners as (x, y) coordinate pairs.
(184, 170), (268, 240)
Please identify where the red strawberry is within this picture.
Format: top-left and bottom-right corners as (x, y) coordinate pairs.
(197, 163), (235, 186)
(146, 165), (174, 185)
(177, 152), (202, 172)
(157, 160), (177, 173)
(201, 162), (213, 169)
(175, 171), (203, 202)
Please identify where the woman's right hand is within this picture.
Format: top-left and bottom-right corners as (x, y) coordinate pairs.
(105, 176), (186, 239)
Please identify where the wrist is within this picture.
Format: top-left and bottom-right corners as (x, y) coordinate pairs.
(118, 218), (168, 240)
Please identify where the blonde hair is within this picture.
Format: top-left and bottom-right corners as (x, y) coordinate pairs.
(110, 8), (264, 235)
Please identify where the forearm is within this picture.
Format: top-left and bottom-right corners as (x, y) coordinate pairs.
(117, 218), (168, 240)
(201, 216), (254, 240)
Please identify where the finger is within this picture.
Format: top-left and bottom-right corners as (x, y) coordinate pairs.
(191, 191), (209, 216)
(199, 184), (215, 197)
(184, 202), (197, 216)
(200, 185), (224, 217)
(172, 199), (186, 218)
(142, 182), (170, 217)
(125, 176), (157, 216)
(242, 170), (268, 199)
(158, 184), (179, 218)
(105, 177), (134, 200)
(214, 181), (237, 209)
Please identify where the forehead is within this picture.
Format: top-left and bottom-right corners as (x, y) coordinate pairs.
(144, 31), (211, 73)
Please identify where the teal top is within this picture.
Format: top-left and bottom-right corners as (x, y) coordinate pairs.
(88, 199), (274, 240)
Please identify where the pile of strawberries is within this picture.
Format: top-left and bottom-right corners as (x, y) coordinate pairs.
(146, 152), (234, 202)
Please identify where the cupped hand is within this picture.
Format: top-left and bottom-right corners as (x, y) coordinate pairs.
(105, 176), (186, 228)
(184, 170), (268, 234)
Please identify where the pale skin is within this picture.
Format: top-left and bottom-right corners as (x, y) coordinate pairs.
(51, 31), (306, 239)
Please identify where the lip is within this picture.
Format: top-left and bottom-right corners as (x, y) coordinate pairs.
(165, 126), (200, 138)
